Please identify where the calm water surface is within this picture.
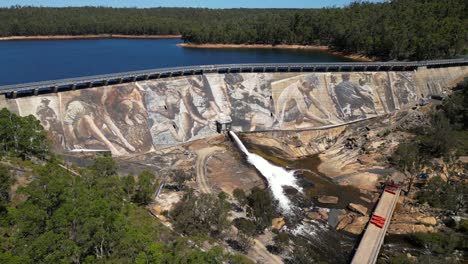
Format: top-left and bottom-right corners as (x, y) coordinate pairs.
(0, 38), (353, 86)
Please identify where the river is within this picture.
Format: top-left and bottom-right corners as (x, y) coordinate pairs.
(0, 38), (353, 86)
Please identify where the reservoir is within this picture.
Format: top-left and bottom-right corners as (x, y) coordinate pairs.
(0, 38), (353, 86)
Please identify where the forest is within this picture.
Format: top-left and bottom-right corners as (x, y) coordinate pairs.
(0, 0), (466, 60)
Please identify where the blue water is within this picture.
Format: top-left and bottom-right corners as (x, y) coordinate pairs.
(0, 38), (352, 86)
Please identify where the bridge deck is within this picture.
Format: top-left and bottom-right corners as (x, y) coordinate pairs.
(351, 186), (401, 264)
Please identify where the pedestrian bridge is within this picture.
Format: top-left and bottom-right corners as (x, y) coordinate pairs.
(0, 58), (466, 98)
(351, 183), (401, 264)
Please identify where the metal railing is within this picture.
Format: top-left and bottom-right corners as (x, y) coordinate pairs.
(1, 58), (466, 98)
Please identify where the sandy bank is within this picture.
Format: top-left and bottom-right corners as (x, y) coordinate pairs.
(178, 43), (375, 62)
(0, 34), (182, 41)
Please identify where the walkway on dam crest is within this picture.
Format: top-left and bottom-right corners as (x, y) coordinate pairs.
(351, 183), (401, 264)
(0, 58), (466, 98)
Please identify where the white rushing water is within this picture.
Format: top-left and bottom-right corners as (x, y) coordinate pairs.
(229, 131), (302, 213)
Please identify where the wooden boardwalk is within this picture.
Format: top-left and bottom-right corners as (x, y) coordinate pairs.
(351, 184), (401, 264)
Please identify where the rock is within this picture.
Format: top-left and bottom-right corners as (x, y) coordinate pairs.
(406, 253), (417, 262)
(307, 212), (322, 220)
(153, 205), (163, 214)
(343, 216), (369, 235)
(272, 217), (285, 230)
(318, 195), (339, 204)
(417, 216), (437, 226)
(392, 214), (437, 226)
(360, 196), (372, 203)
(318, 208), (329, 220)
(388, 223), (435, 235)
(348, 203), (368, 216)
(336, 214), (354, 230)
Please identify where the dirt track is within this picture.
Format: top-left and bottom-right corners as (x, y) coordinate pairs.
(195, 146), (224, 194)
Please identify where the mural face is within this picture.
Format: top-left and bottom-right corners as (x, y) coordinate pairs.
(10, 71), (428, 153)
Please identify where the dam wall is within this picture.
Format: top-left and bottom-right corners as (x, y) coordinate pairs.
(2, 66), (467, 156)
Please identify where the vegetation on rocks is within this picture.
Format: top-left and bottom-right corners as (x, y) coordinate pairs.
(384, 79), (468, 263)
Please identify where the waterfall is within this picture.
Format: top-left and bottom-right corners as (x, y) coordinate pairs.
(229, 131), (301, 213)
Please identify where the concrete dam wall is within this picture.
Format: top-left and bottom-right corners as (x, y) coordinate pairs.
(1, 66), (467, 156)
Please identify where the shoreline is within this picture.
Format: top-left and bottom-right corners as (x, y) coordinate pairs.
(0, 34), (182, 41)
(177, 43), (375, 62)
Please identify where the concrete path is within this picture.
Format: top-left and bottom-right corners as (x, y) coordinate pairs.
(351, 186), (400, 264)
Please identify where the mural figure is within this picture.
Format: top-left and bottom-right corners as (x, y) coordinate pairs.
(36, 97), (65, 148)
(145, 75), (229, 144)
(275, 74), (333, 129)
(104, 84), (153, 152)
(145, 81), (189, 144)
(180, 76), (223, 137)
(36, 98), (58, 130)
(63, 89), (136, 156)
(332, 73), (376, 120)
(373, 73), (395, 113)
(391, 72), (417, 106)
(225, 73), (274, 131)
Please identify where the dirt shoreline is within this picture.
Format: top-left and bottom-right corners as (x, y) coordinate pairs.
(178, 43), (375, 62)
(0, 34), (182, 41)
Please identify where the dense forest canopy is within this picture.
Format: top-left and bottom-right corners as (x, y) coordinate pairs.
(0, 0), (466, 60)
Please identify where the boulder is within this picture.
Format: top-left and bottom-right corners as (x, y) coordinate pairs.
(417, 216), (437, 226)
(388, 223), (435, 235)
(392, 214), (437, 226)
(318, 195), (339, 204)
(272, 217), (286, 230)
(360, 196), (372, 203)
(336, 214), (354, 230)
(348, 203), (368, 216)
(318, 208), (329, 220)
(307, 212), (322, 220)
(343, 216), (369, 235)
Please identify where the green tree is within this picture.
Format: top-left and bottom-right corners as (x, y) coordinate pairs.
(133, 170), (158, 205)
(0, 165), (14, 214)
(247, 187), (276, 231)
(233, 188), (247, 207)
(0, 109), (49, 159)
(171, 190), (229, 237)
(391, 142), (428, 195)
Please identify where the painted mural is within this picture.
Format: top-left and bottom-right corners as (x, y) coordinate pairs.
(8, 71), (437, 154)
